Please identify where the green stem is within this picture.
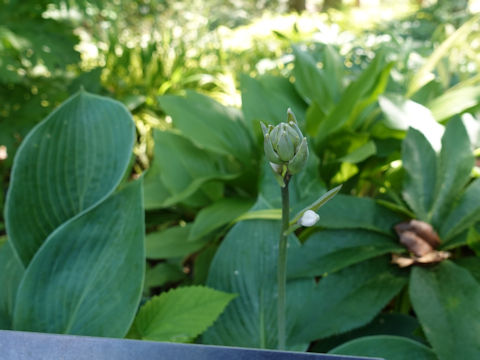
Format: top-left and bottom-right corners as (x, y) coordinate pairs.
(278, 177), (290, 350)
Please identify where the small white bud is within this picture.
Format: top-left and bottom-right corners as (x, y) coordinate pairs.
(298, 210), (319, 227)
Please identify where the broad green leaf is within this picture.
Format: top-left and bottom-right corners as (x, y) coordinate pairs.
(158, 91), (255, 165)
(189, 197), (255, 242)
(151, 130), (238, 206)
(312, 313), (422, 353)
(288, 229), (403, 279)
(410, 261), (480, 360)
(203, 197), (312, 350)
(440, 179), (480, 241)
(431, 119), (474, 228)
(337, 141), (376, 163)
(379, 94), (444, 150)
(13, 180), (145, 337)
(128, 286), (235, 343)
(290, 185), (342, 225)
(322, 44), (344, 103)
(240, 75), (307, 130)
(5, 91), (135, 266)
(330, 335), (437, 360)
(407, 14), (480, 97)
(143, 162), (174, 210)
(0, 242), (24, 329)
(401, 128), (437, 221)
(292, 45), (334, 109)
(428, 86), (480, 122)
(290, 257), (407, 344)
(146, 224), (208, 259)
(313, 195), (404, 235)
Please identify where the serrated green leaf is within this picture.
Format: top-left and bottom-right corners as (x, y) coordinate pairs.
(129, 286), (235, 343)
(329, 335), (437, 360)
(290, 257), (407, 344)
(5, 91), (135, 266)
(410, 261), (480, 360)
(146, 224), (208, 260)
(189, 198), (254, 242)
(0, 242), (24, 330)
(288, 229), (403, 279)
(401, 128), (437, 221)
(430, 119), (474, 228)
(13, 179), (145, 337)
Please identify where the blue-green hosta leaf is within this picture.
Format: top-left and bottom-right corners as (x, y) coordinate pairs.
(5, 91), (135, 266)
(128, 286), (235, 343)
(430, 119), (474, 228)
(0, 242), (24, 329)
(290, 257), (408, 344)
(158, 91), (255, 165)
(203, 197), (312, 350)
(440, 179), (480, 241)
(410, 261), (480, 360)
(329, 335), (437, 360)
(288, 229), (403, 279)
(401, 128), (437, 222)
(312, 195), (404, 236)
(13, 180), (145, 337)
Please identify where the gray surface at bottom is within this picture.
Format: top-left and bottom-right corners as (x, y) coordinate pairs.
(0, 330), (382, 360)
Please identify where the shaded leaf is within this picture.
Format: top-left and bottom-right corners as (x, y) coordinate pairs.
(410, 261), (480, 360)
(0, 242), (24, 329)
(129, 286), (235, 343)
(290, 257), (407, 343)
(329, 335), (437, 360)
(288, 230), (403, 279)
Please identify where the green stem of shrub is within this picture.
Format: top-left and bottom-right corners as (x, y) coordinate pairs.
(278, 176), (290, 350)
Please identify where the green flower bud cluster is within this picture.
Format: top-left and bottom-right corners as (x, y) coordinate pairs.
(261, 108), (309, 183)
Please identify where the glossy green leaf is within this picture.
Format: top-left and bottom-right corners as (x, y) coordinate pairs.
(290, 257), (407, 344)
(430, 119), (474, 228)
(0, 242), (24, 329)
(401, 128), (437, 221)
(158, 91), (255, 165)
(203, 197), (312, 350)
(5, 91), (135, 266)
(330, 335), (437, 360)
(410, 261), (480, 360)
(13, 180), (145, 337)
(428, 86), (480, 122)
(288, 229), (403, 279)
(379, 94), (444, 150)
(189, 197), (255, 241)
(146, 224), (208, 260)
(440, 179), (480, 241)
(151, 130), (239, 207)
(129, 286), (235, 342)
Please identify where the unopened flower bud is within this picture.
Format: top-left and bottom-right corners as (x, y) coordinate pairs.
(298, 210), (319, 227)
(260, 108), (308, 177)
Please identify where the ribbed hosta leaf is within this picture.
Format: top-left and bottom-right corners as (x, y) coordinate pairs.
(5, 91), (135, 266)
(13, 180), (144, 337)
